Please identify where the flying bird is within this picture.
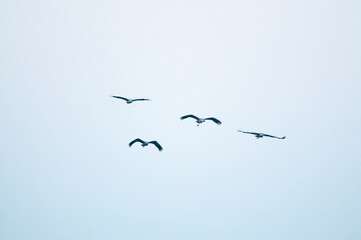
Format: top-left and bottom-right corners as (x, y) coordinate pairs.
(180, 114), (222, 126)
(237, 130), (286, 139)
(111, 95), (150, 104)
(129, 138), (163, 151)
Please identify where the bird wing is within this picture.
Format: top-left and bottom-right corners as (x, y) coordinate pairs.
(149, 141), (163, 151)
(180, 114), (199, 121)
(112, 96), (129, 101)
(205, 117), (222, 125)
(131, 98), (151, 102)
(129, 138), (144, 147)
(263, 134), (286, 139)
(237, 130), (259, 135)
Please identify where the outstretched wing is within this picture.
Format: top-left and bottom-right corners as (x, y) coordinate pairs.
(205, 117), (222, 125)
(132, 98), (151, 102)
(129, 138), (144, 147)
(149, 141), (163, 151)
(180, 114), (199, 121)
(112, 96), (129, 102)
(237, 130), (259, 135)
(263, 134), (286, 139)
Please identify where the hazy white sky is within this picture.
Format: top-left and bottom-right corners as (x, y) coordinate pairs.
(1, 0), (361, 239)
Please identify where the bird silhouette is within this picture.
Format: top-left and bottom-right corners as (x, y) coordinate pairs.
(237, 130), (286, 139)
(112, 96), (150, 104)
(180, 114), (222, 126)
(129, 138), (163, 151)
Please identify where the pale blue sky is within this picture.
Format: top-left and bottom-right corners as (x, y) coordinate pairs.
(1, 0), (361, 239)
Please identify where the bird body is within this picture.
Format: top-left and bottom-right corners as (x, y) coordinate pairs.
(112, 96), (150, 104)
(237, 130), (286, 139)
(129, 138), (163, 151)
(180, 114), (222, 126)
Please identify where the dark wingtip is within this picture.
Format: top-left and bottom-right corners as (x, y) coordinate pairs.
(214, 119), (222, 125)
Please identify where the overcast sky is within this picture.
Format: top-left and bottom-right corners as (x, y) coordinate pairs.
(1, 0), (361, 239)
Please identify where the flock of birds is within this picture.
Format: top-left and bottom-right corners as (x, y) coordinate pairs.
(112, 95), (286, 152)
